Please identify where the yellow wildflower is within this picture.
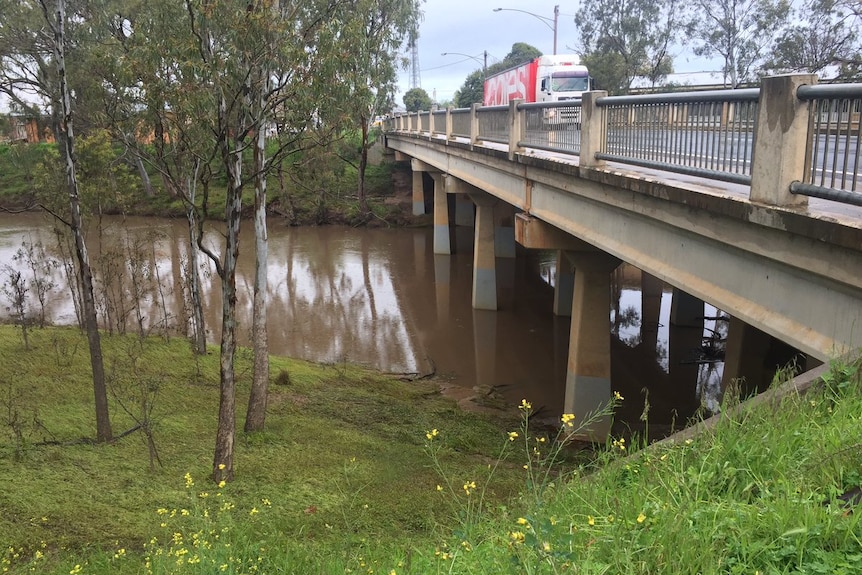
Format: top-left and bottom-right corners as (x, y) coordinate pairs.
(184, 473), (194, 488)
(463, 480), (477, 495)
(561, 413), (575, 427)
(508, 431), (519, 441)
(516, 517), (529, 525)
(613, 391), (624, 401)
(587, 516), (595, 526)
(519, 399), (532, 411)
(509, 531), (525, 543)
(637, 513), (646, 523)
(436, 485), (443, 492)
(425, 429), (439, 440)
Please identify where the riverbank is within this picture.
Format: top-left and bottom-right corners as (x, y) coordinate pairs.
(1, 325), (860, 574)
(0, 141), (423, 227)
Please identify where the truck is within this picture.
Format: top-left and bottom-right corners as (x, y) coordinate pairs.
(483, 54), (590, 128)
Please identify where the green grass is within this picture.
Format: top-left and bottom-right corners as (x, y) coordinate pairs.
(1, 325), (861, 574)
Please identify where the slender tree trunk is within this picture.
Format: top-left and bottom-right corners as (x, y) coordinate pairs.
(186, 174), (206, 355)
(43, 0), (112, 443)
(134, 152), (154, 197)
(358, 116), (370, 215)
(246, 119), (269, 432)
(213, 145), (242, 483)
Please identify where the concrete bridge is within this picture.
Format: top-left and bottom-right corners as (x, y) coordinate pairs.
(384, 74), (862, 436)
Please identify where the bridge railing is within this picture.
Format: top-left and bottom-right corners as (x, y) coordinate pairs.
(793, 84), (862, 205)
(386, 74), (862, 208)
(595, 89), (759, 186)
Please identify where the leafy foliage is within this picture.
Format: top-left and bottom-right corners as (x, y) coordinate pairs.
(575, 0), (687, 94)
(403, 87), (433, 111)
(690, 0), (791, 87)
(454, 43), (542, 107)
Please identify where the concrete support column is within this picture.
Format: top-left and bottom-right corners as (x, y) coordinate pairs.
(563, 251), (620, 439)
(508, 98), (525, 160)
(470, 192), (498, 310)
(722, 315), (773, 398)
(670, 288), (704, 328)
(411, 170), (425, 216)
(455, 194), (475, 227)
(641, 272), (664, 354)
(434, 255), (451, 323)
(668, 288), (704, 412)
(430, 172), (450, 255)
(750, 74), (817, 207)
(580, 91), (608, 169)
(553, 250), (574, 317)
(494, 203), (517, 259)
(473, 309), (498, 389)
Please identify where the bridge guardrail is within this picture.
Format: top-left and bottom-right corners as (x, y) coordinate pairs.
(794, 83), (862, 206)
(386, 75), (862, 208)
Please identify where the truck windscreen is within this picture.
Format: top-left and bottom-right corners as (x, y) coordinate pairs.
(551, 73), (589, 92)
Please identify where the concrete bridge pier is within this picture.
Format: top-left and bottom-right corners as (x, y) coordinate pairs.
(410, 158), (434, 216)
(554, 250), (574, 317)
(430, 172), (450, 255)
(668, 289), (705, 412)
(470, 192), (499, 310)
(494, 204), (517, 259)
(563, 250), (621, 440)
(455, 194), (475, 227)
(641, 272), (664, 354)
(434, 254), (451, 322)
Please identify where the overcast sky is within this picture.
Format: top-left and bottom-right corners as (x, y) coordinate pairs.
(396, 0), (725, 106)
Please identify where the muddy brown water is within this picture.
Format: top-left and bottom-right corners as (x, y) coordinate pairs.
(0, 213), (720, 436)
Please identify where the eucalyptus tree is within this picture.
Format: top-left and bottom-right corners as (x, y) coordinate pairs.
(765, 0), (860, 77)
(176, 0), (376, 481)
(37, 0), (112, 442)
(575, 0), (686, 94)
(689, 0), (790, 87)
(332, 0), (421, 218)
(454, 42), (542, 107)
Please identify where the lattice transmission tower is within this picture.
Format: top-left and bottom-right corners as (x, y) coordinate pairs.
(408, 27), (421, 89)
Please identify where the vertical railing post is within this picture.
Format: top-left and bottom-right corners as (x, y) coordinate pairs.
(445, 106), (453, 141)
(508, 99), (525, 161)
(470, 103), (480, 149)
(429, 110), (435, 140)
(750, 73), (817, 206)
(580, 91), (607, 168)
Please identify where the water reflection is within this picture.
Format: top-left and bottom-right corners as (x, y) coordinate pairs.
(0, 213), (727, 437)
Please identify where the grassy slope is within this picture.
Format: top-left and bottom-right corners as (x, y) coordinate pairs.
(0, 326), (523, 574)
(2, 325), (861, 574)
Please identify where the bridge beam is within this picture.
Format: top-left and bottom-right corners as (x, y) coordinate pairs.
(515, 213), (597, 316)
(564, 251), (621, 440)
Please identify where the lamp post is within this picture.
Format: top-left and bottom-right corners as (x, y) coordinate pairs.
(441, 51), (488, 78)
(493, 5), (559, 55)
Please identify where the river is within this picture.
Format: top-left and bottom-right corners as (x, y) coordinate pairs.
(0, 212), (723, 435)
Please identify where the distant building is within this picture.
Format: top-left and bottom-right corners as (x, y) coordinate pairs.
(2, 114), (54, 144)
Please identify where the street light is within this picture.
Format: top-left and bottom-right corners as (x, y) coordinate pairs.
(441, 51), (488, 78)
(493, 5), (559, 55)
